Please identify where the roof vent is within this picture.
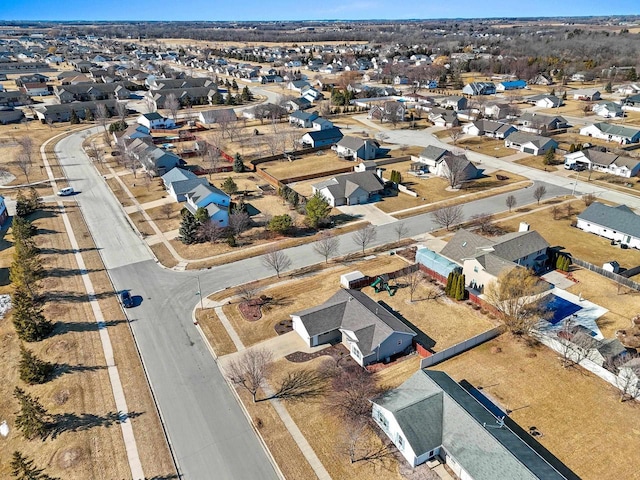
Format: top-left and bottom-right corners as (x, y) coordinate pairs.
(462, 241), (467, 247)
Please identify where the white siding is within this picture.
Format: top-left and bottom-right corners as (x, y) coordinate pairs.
(576, 218), (640, 248)
(291, 316), (312, 347)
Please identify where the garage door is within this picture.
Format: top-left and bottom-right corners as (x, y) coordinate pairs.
(523, 147), (536, 154)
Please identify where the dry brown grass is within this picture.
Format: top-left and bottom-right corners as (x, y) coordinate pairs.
(149, 243), (179, 269)
(377, 280), (496, 351)
(259, 151), (354, 179)
(268, 357), (405, 480)
(0, 204), (163, 479)
(146, 202), (182, 233)
(222, 255), (409, 347)
(495, 199), (640, 270)
(196, 308), (237, 357)
(457, 137), (516, 157)
(514, 155), (564, 171)
(432, 333), (640, 480)
(105, 177), (134, 207)
(129, 211), (156, 237)
(119, 173), (167, 204)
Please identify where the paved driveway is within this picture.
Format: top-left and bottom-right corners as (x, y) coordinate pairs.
(337, 202), (396, 225)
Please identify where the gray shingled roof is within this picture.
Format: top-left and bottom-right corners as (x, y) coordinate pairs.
(291, 289), (416, 356)
(312, 171), (384, 197)
(418, 145), (448, 161)
(304, 127), (343, 142)
(490, 230), (549, 263)
(474, 253), (518, 277)
(374, 370), (567, 479)
(591, 122), (640, 138)
(162, 167), (197, 185)
(337, 135), (366, 151)
(506, 131), (557, 149)
(578, 202), (640, 239)
(440, 230), (496, 264)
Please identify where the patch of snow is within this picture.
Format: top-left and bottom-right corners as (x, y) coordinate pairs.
(0, 294), (12, 318)
(0, 421), (9, 437)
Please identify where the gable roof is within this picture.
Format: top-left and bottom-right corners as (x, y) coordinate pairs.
(161, 167), (197, 185)
(198, 108), (236, 124)
(588, 122), (640, 139)
(186, 183), (229, 205)
(418, 145), (448, 162)
(313, 171), (384, 199)
(303, 127), (343, 142)
(374, 370), (568, 479)
(578, 202), (640, 239)
(337, 135), (366, 151)
(292, 289), (416, 356)
(507, 131), (557, 149)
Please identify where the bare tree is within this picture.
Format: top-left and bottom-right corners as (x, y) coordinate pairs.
(551, 205), (560, 220)
(228, 209), (250, 240)
(443, 154), (469, 188)
(17, 137), (34, 166)
(506, 195), (517, 212)
(198, 221), (224, 243)
(160, 203), (174, 220)
(262, 247), (292, 278)
(116, 101), (128, 124)
(352, 225), (377, 254)
(556, 319), (597, 368)
(469, 212), (498, 235)
(393, 221), (409, 241)
(144, 95), (156, 114)
(14, 153), (32, 184)
(165, 93), (180, 122)
(533, 185), (547, 205)
(431, 204), (463, 231)
(95, 103), (110, 135)
(448, 126), (463, 145)
(225, 348), (273, 402)
(484, 268), (549, 335)
(583, 193), (596, 206)
(238, 283), (259, 302)
(313, 232), (340, 263)
(404, 269), (424, 302)
(612, 357), (640, 402)
(327, 363), (383, 424)
(338, 422), (394, 467)
(85, 141), (104, 164)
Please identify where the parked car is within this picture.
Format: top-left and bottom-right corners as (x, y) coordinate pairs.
(57, 187), (75, 196)
(120, 291), (134, 308)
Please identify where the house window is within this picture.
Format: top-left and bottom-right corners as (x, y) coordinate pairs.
(473, 266), (478, 272)
(397, 339), (403, 346)
(397, 435), (404, 449)
(377, 411), (388, 428)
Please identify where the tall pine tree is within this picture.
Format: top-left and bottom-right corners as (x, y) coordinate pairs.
(19, 344), (54, 384)
(14, 387), (49, 440)
(11, 451), (59, 480)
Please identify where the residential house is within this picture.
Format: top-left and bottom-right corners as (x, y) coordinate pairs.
(126, 138), (182, 176)
(291, 288), (416, 366)
(505, 131), (558, 155)
(483, 102), (512, 120)
(20, 82), (49, 96)
(334, 136), (380, 161)
(148, 86), (218, 110)
(287, 80), (311, 92)
(289, 110), (319, 128)
(577, 202), (640, 249)
(428, 108), (459, 128)
(0, 107), (25, 125)
(573, 88), (601, 101)
(530, 73), (554, 85)
(312, 171), (384, 207)
(285, 97), (312, 112)
(441, 228), (550, 291)
(518, 113), (568, 134)
(300, 127), (343, 148)
(137, 112), (176, 130)
(622, 93), (640, 110)
(462, 82), (496, 96)
(592, 338), (628, 370)
(592, 101), (623, 118)
(0, 90), (31, 107)
(371, 370), (568, 478)
(33, 100), (116, 123)
(524, 94), (563, 108)
(197, 108), (236, 126)
(312, 118), (334, 131)
(0, 196), (8, 228)
(434, 95), (467, 111)
(563, 149), (640, 178)
(184, 183), (231, 226)
(368, 102), (406, 124)
(113, 123), (151, 144)
(580, 123), (640, 144)
(463, 120), (516, 139)
(496, 80), (527, 91)
(412, 145), (448, 171)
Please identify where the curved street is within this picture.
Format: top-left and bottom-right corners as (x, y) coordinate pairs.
(52, 110), (640, 477)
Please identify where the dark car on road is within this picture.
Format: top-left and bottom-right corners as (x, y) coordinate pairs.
(120, 291), (134, 308)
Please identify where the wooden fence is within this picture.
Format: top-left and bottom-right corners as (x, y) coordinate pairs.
(571, 257), (640, 291)
(347, 264), (419, 290)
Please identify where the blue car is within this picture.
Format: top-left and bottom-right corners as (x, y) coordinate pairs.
(120, 291), (134, 308)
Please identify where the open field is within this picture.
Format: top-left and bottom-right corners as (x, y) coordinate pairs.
(495, 199), (640, 271)
(258, 150), (354, 179)
(457, 136), (515, 157)
(514, 154), (563, 171)
(432, 333), (640, 480)
(221, 255), (409, 347)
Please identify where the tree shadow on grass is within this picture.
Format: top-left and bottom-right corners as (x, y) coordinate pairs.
(45, 289), (116, 303)
(46, 411), (143, 440)
(146, 475), (180, 480)
(51, 363), (108, 380)
(52, 319), (128, 335)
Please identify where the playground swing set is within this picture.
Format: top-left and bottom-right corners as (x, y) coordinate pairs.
(370, 274), (398, 296)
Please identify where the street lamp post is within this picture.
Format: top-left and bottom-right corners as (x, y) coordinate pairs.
(572, 169), (580, 196)
(196, 276), (204, 311)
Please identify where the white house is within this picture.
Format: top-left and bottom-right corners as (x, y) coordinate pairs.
(137, 112), (176, 130)
(592, 102), (623, 118)
(334, 136), (380, 161)
(572, 88), (601, 101)
(524, 94), (563, 108)
(577, 202), (640, 249)
(504, 131), (558, 155)
(462, 120), (517, 139)
(563, 149), (640, 178)
(580, 123), (640, 144)
(291, 289), (416, 366)
(372, 370), (567, 478)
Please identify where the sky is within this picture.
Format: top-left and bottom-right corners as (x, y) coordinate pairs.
(0, 0), (638, 22)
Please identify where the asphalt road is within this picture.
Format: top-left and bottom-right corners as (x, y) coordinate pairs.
(51, 122), (598, 479)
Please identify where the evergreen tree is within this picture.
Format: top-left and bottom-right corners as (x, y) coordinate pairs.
(211, 91), (224, 104)
(234, 94), (242, 105)
(241, 85), (253, 101)
(19, 344), (54, 384)
(445, 272), (454, 295)
(12, 285), (52, 342)
(457, 274), (466, 300)
(221, 177), (238, 195)
(11, 216), (36, 242)
(267, 214), (293, 234)
(225, 93), (235, 105)
(11, 237), (43, 294)
(195, 207), (210, 224)
(287, 189), (299, 207)
(84, 108), (94, 121)
(14, 387), (49, 440)
(10, 451), (59, 480)
(231, 79), (239, 91)
(305, 191), (331, 229)
(233, 153), (244, 173)
(605, 81), (613, 93)
(543, 148), (555, 165)
(69, 109), (80, 124)
(178, 210), (201, 245)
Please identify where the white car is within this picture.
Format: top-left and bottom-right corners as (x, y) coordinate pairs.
(57, 187), (75, 196)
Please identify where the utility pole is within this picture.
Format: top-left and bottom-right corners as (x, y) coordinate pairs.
(196, 276), (204, 311)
